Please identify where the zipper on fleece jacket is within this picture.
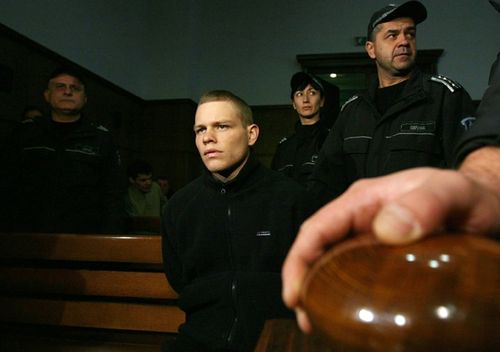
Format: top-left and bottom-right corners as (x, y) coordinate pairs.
(221, 194), (239, 346)
(226, 278), (239, 345)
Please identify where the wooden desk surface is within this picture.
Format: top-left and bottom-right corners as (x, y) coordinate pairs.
(255, 319), (337, 352)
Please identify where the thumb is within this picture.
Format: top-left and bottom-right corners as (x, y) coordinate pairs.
(373, 202), (425, 244)
(373, 185), (451, 244)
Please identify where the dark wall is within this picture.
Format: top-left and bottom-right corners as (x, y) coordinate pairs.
(0, 23), (297, 192)
(252, 105), (296, 168)
(137, 100), (200, 193)
(0, 23), (143, 163)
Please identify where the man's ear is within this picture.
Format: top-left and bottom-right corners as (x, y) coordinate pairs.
(247, 124), (259, 146)
(365, 40), (376, 59)
(320, 97), (325, 108)
(128, 177), (135, 184)
(43, 89), (50, 103)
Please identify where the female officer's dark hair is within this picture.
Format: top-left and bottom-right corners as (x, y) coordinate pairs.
(290, 72), (325, 99)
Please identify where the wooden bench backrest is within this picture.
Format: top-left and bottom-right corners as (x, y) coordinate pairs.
(0, 232), (184, 333)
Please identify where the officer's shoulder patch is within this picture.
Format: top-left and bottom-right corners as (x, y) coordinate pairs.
(340, 95), (359, 111)
(278, 136), (288, 144)
(429, 75), (462, 93)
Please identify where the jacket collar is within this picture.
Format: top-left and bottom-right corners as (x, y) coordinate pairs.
(364, 69), (427, 120)
(366, 68), (423, 100)
(203, 151), (260, 192)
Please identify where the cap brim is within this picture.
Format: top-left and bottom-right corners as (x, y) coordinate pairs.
(376, 1), (427, 27)
(290, 72), (324, 92)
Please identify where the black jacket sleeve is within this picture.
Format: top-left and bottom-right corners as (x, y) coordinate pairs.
(307, 115), (350, 206)
(161, 201), (184, 294)
(99, 133), (127, 233)
(455, 53), (500, 164)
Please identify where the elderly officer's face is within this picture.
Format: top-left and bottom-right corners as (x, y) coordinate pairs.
(44, 74), (87, 115)
(365, 17), (417, 77)
(194, 100), (258, 181)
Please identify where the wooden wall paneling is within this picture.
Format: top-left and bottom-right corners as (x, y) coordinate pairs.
(252, 105), (296, 168)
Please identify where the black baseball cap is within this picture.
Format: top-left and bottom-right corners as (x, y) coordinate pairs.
(367, 1), (427, 39)
(290, 72), (324, 99)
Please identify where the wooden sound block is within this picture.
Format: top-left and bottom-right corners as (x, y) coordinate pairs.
(300, 234), (500, 351)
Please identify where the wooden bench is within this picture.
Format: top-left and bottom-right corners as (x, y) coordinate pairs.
(127, 216), (162, 234)
(0, 232), (184, 351)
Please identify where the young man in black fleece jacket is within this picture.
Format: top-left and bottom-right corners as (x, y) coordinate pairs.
(162, 90), (315, 351)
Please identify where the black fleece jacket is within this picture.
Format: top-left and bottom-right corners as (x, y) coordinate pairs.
(162, 154), (314, 351)
(455, 53), (500, 163)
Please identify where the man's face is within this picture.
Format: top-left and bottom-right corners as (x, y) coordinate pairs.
(157, 179), (169, 194)
(44, 74), (87, 115)
(365, 17), (417, 77)
(194, 101), (258, 180)
(130, 173), (153, 193)
(292, 84), (324, 124)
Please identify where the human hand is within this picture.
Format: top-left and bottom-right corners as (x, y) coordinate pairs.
(282, 165), (500, 333)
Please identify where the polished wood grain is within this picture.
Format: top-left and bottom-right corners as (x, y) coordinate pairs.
(0, 268), (177, 299)
(0, 232), (163, 263)
(0, 232), (184, 337)
(301, 234), (500, 351)
(0, 297), (184, 332)
(255, 319), (336, 352)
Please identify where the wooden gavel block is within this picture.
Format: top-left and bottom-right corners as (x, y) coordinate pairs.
(301, 234), (500, 351)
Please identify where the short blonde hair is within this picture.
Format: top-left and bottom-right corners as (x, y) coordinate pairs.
(198, 90), (253, 126)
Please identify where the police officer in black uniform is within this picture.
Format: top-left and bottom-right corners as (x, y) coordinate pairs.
(272, 72), (330, 187)
(0, 67), (125, 233)
(309, 1), (476, 205)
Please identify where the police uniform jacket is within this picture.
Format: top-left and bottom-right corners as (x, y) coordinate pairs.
(162, 153), (314, 351)
(455, 53), (500, 163)
(0, 115), (125, 233)
(309, 69), (476, 204)
(271, 119), (329, 187)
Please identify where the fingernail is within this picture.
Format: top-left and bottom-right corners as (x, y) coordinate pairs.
(374, 203), (422, 244)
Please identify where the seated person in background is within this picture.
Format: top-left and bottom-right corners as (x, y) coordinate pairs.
(271, 72), (329, 187)
(125, 159), (166, 217)
(162, 90), (315, 351)
(21, 105), (43, 122)
(0, 66), (125, 233)
(156, 175), (174, 199)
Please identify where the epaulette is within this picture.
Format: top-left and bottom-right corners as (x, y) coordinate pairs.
(278, 136), (288, 144)
(429, 75), (462, 93)
(340, 95), (359, 111)
(96, 125), (109, 132)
